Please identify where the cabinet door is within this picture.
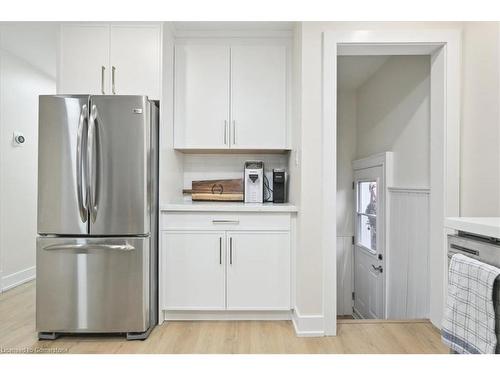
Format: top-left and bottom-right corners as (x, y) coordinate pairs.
(230, 45), (288, 149)
(162, 231), (226, 310)
(110, 25), (162, 99)
(226, 231), (290, 310)
(59, 24), (110, 95)
(174, 44), (230, 149)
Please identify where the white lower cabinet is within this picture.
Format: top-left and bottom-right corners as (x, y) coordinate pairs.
(161, 214), (291, 312)
(226, 232), (290, 310)
(163, 231), (226, 310)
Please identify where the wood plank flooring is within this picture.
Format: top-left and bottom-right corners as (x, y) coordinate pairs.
(0, 281), (448, 354)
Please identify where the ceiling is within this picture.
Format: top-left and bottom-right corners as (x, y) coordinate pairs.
(337, 55), (390, 90)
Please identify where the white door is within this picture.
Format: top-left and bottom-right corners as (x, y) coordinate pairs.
(230, 45), (288, 149)
(226, 231), (290, 310)
(174, 44), (230, 149)
(59, 24), (110, 94)
(163, 231), (226, 310)
(110, 25), (162, 99)
(353, 166), (385, 319)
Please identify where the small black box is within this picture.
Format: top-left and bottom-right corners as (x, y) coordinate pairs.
(272, 169), (286, 203)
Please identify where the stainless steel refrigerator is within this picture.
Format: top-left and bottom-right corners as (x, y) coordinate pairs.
(36, 95), (158, 340)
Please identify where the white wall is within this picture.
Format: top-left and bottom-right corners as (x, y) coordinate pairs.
(356, 55), (431, 188)
(0, 25), (57, 291)
(461, 22), (500, 216)
(336, 89), (356, 315)
(159, 22), (184, 205)
(388, 189), (430, 319)
(336, 89), (356, 236)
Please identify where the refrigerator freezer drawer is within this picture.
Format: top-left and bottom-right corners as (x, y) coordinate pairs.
(36, 236), (150, 334)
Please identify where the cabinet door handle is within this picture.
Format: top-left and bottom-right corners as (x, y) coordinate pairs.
(229, 237), (233, 265)
(232, 120), (236, 144)
(112, 66), (116, 95)
(212, 219), (239, 224)
(224, 120), (227, 145)
(101, 66), (105, 94)
(219, 237), (222, 265)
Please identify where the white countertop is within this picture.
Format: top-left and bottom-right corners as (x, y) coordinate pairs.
(160, 201), (298, 213)
(445, 217), (500, 239)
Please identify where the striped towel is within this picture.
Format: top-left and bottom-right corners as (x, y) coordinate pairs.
(442, 253), (500, 354)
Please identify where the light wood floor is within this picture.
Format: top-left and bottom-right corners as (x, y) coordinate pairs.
(0, 281), (448, 354)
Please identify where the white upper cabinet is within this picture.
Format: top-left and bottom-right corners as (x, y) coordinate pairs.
(174, 45), (230, 149)
(59, 24), (110, 95)
(173, 43), (289, 150)
(58, 23), (161, 99)
(110, 25), (161, 98)
(230, 45), (287, 150)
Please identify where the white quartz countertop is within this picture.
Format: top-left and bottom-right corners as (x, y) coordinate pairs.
(445, 217), (500, 239)
(160, 201), (298, 213)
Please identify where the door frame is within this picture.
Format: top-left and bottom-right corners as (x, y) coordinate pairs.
(352, 152), (393, 319)
(322, 30), (461, 335)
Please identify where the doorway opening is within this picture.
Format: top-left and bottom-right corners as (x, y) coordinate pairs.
(322, 30), (460, 336)
(336, 54), (431, 320)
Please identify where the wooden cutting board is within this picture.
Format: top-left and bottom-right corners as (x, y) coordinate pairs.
(183, 178), (244, 202)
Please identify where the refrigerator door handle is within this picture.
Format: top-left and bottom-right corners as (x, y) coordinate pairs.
(88, 104), (100, 223)
(76, 104), (88, 223)
(43, 243), (135, 252)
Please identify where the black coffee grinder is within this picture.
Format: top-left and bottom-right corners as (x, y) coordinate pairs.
(272, 169), (286, 203)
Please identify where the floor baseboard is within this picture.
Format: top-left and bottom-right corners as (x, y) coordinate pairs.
(1, 266), (36, 292)
(291, 307), (324, 337)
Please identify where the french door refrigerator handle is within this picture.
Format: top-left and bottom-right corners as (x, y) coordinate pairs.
(88, 104), (100, 223)
(43, 243), (135, 252)
(76, 104), (88, 223)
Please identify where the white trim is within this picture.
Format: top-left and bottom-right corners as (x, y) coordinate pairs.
(338, 43), (443, 56)
(321, 30), (338, 337)
(388, 187), (431, 194)
(1, 266), (35, 292)
(291, 307), (325, 337)
(0, 41), (2, 294)
(322, 29), (461, 335)
(162, 310), (291, 321)
(352, 152), (392, 171)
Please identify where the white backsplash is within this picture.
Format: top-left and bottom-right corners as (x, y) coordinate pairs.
(182, 154), (289, 200)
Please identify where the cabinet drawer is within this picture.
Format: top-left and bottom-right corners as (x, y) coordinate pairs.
(161, 212), (290, 231)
